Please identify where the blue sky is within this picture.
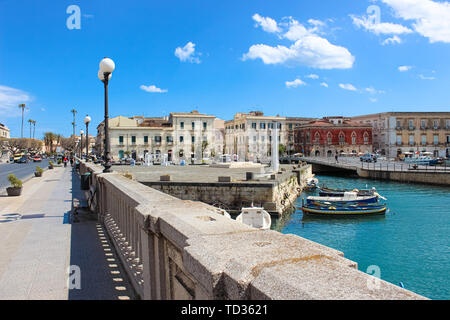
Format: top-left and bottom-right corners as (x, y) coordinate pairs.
(1, 0), (450, 138)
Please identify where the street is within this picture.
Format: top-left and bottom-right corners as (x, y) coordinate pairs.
(0, 159), (50, 192)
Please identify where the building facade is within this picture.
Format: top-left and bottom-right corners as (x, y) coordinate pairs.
(294, 117), (373, 157)
(352, 112), (450, 158)
(0, 123), (10, 139)
(95, 111), (223, 162)
(224, 111), (313, 162)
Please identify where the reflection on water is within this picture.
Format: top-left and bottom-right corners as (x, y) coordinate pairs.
(280, 175), (450, 300)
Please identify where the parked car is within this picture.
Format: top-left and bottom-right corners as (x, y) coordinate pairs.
(360, 154), (377, 163)
(17, 156), (29, 164)
(33, 155), (42, 162)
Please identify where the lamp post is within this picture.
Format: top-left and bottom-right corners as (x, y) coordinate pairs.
(98, 57), (115, 173)
(84, 115), (91, 162)
(80, 129), (84, 160)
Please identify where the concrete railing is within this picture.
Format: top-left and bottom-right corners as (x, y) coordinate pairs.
(80, 162), (426, 300)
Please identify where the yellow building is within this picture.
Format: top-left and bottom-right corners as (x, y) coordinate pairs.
(352, 112), (450, 158)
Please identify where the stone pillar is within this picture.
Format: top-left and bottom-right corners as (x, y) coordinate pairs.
(272, 121), (279, 173)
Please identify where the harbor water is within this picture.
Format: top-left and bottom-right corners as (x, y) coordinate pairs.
(281, 174), (450, 300)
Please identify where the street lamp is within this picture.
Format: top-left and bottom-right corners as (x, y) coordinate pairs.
(98, 57), (115, 173)
(84, 115), (91, 162)
(80, 129), (84, 160)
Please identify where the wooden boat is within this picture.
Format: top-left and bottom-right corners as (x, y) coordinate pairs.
(301, 203), (387, 216)
(307, 192), (378, 204)
(304, 177), (319, 191)
(236, 207), (271, 230)
(319, 187), (387, 200)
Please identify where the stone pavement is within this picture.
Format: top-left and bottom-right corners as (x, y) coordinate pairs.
(0, 165), (134, 300)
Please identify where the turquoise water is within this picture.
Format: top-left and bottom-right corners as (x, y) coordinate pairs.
(281, 175), (450, 300)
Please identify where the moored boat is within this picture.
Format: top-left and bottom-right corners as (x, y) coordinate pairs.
(304, 177), (319, 191)
(236, 207), (271, 230)
(301, 203), (387, 216)
(307, 192), (378, 204)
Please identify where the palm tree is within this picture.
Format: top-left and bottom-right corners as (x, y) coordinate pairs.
(70, 109), (77, 137)
(28, 119), (33, 138)
(18, 104), (26, 138)
(32, 120), (37, 139)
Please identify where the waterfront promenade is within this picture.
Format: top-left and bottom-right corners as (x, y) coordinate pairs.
(0, 166), (133, 299)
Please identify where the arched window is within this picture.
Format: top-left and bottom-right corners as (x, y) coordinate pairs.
(363, 132), (369, 145)
(351, 131), (357, 145)
(314, 132), (320, 144)
(339, 132), (345, 145)
(327, 132), (332, 145)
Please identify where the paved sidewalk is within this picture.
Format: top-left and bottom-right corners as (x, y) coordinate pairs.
(0, 166), (134, 300)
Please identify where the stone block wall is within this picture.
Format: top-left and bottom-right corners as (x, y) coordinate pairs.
(80, 161), (426, 300)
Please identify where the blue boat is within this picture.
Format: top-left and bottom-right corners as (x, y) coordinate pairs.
(301, 203), (387, 216)
(307, 193), (379, 205)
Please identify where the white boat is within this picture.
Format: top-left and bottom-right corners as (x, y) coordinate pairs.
(236, 207), (271, 230)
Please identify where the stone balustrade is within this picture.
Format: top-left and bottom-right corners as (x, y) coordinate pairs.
(80, 162), (426, 300)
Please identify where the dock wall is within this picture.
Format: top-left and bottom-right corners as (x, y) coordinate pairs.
(357, 168), (450, 186)
(79, 161), (426, 300)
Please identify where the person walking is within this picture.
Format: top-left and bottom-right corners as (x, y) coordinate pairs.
(335, 151), (339, 163)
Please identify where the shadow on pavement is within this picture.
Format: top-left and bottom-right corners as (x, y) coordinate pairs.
(68, 167), (134, 300)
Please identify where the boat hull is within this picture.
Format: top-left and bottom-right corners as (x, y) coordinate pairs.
(301, 206), (387, 216)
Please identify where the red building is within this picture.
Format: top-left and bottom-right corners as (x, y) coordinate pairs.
(294, 117), (373, 157)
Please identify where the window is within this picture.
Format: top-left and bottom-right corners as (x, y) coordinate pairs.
(180, 122), (184, 129)
(397, 135), (402, 145)
(363, 132), (369, 145)
(192, 122), (195, 130)
(289, 123), (293, 130)
(327, 132), (332, 145)
(260, 122), (266, 129)
(253, 136), (257, 142)
(396, 120), (401, 128)
(314, 132), (320, 144)
(180, 136), (184, 143)
(167, 136), (173, 143)
(339, 132), (345, 145)
(251, 123), (257, 129)
(155, 136), (161, 143)
(434, 135), (439, 145)
(447, 135), (450, 143)
(261, 136), (265, 142)
(421, 135), (426, 145)
(144, 136), (148, 144)
(421, 120), (426, 129)
(119, 136), (124, 144)
(434, 120), (439, 129)
(191, 136), (195, 143)
(131, 136), (136, 144)
(278, 123), (282, 130)
(351, 132), (357, 145)
(203, 122), (207, 130)
(446, 120), (450, 129)
(409, 135), (414, 145)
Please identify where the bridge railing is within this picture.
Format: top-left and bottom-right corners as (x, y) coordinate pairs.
(79, 161), (426, 300)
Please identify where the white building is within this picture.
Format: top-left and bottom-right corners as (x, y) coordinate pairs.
(0, 122), (10, 139)
(96, 111), (223, 163)
(224, 111), (314, 162)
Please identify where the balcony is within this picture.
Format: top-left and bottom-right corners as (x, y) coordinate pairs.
(408, 126), (415, 131)
(395, 126), (403, 131)
(420, 126), (427, 130)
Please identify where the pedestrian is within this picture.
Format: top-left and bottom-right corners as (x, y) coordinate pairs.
(335, 151), (339, 163)
(70, 156), (74, 167)
(63, 156), (68, 167)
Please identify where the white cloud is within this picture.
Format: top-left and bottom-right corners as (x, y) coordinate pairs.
(285, 78), (306, 88)
(382, 35), (402, 45)
(253, 13), (281, 33)
(398, 65), (413, 72)
(339, 83), (358, 91)
(370, 97), (378, 103)
(175, 42), (201, 63)
(0, 85), (32, 117)
(351, 14), (413, 35)
(382, 0), (450, 43)
(365, 86), (385, 94)
(418, 74), (436, 80)
(306, 74), (319, 79)
(243, 15), (355, 69)
(140, 85), (168, 93)
(320, 82), (329, 88)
